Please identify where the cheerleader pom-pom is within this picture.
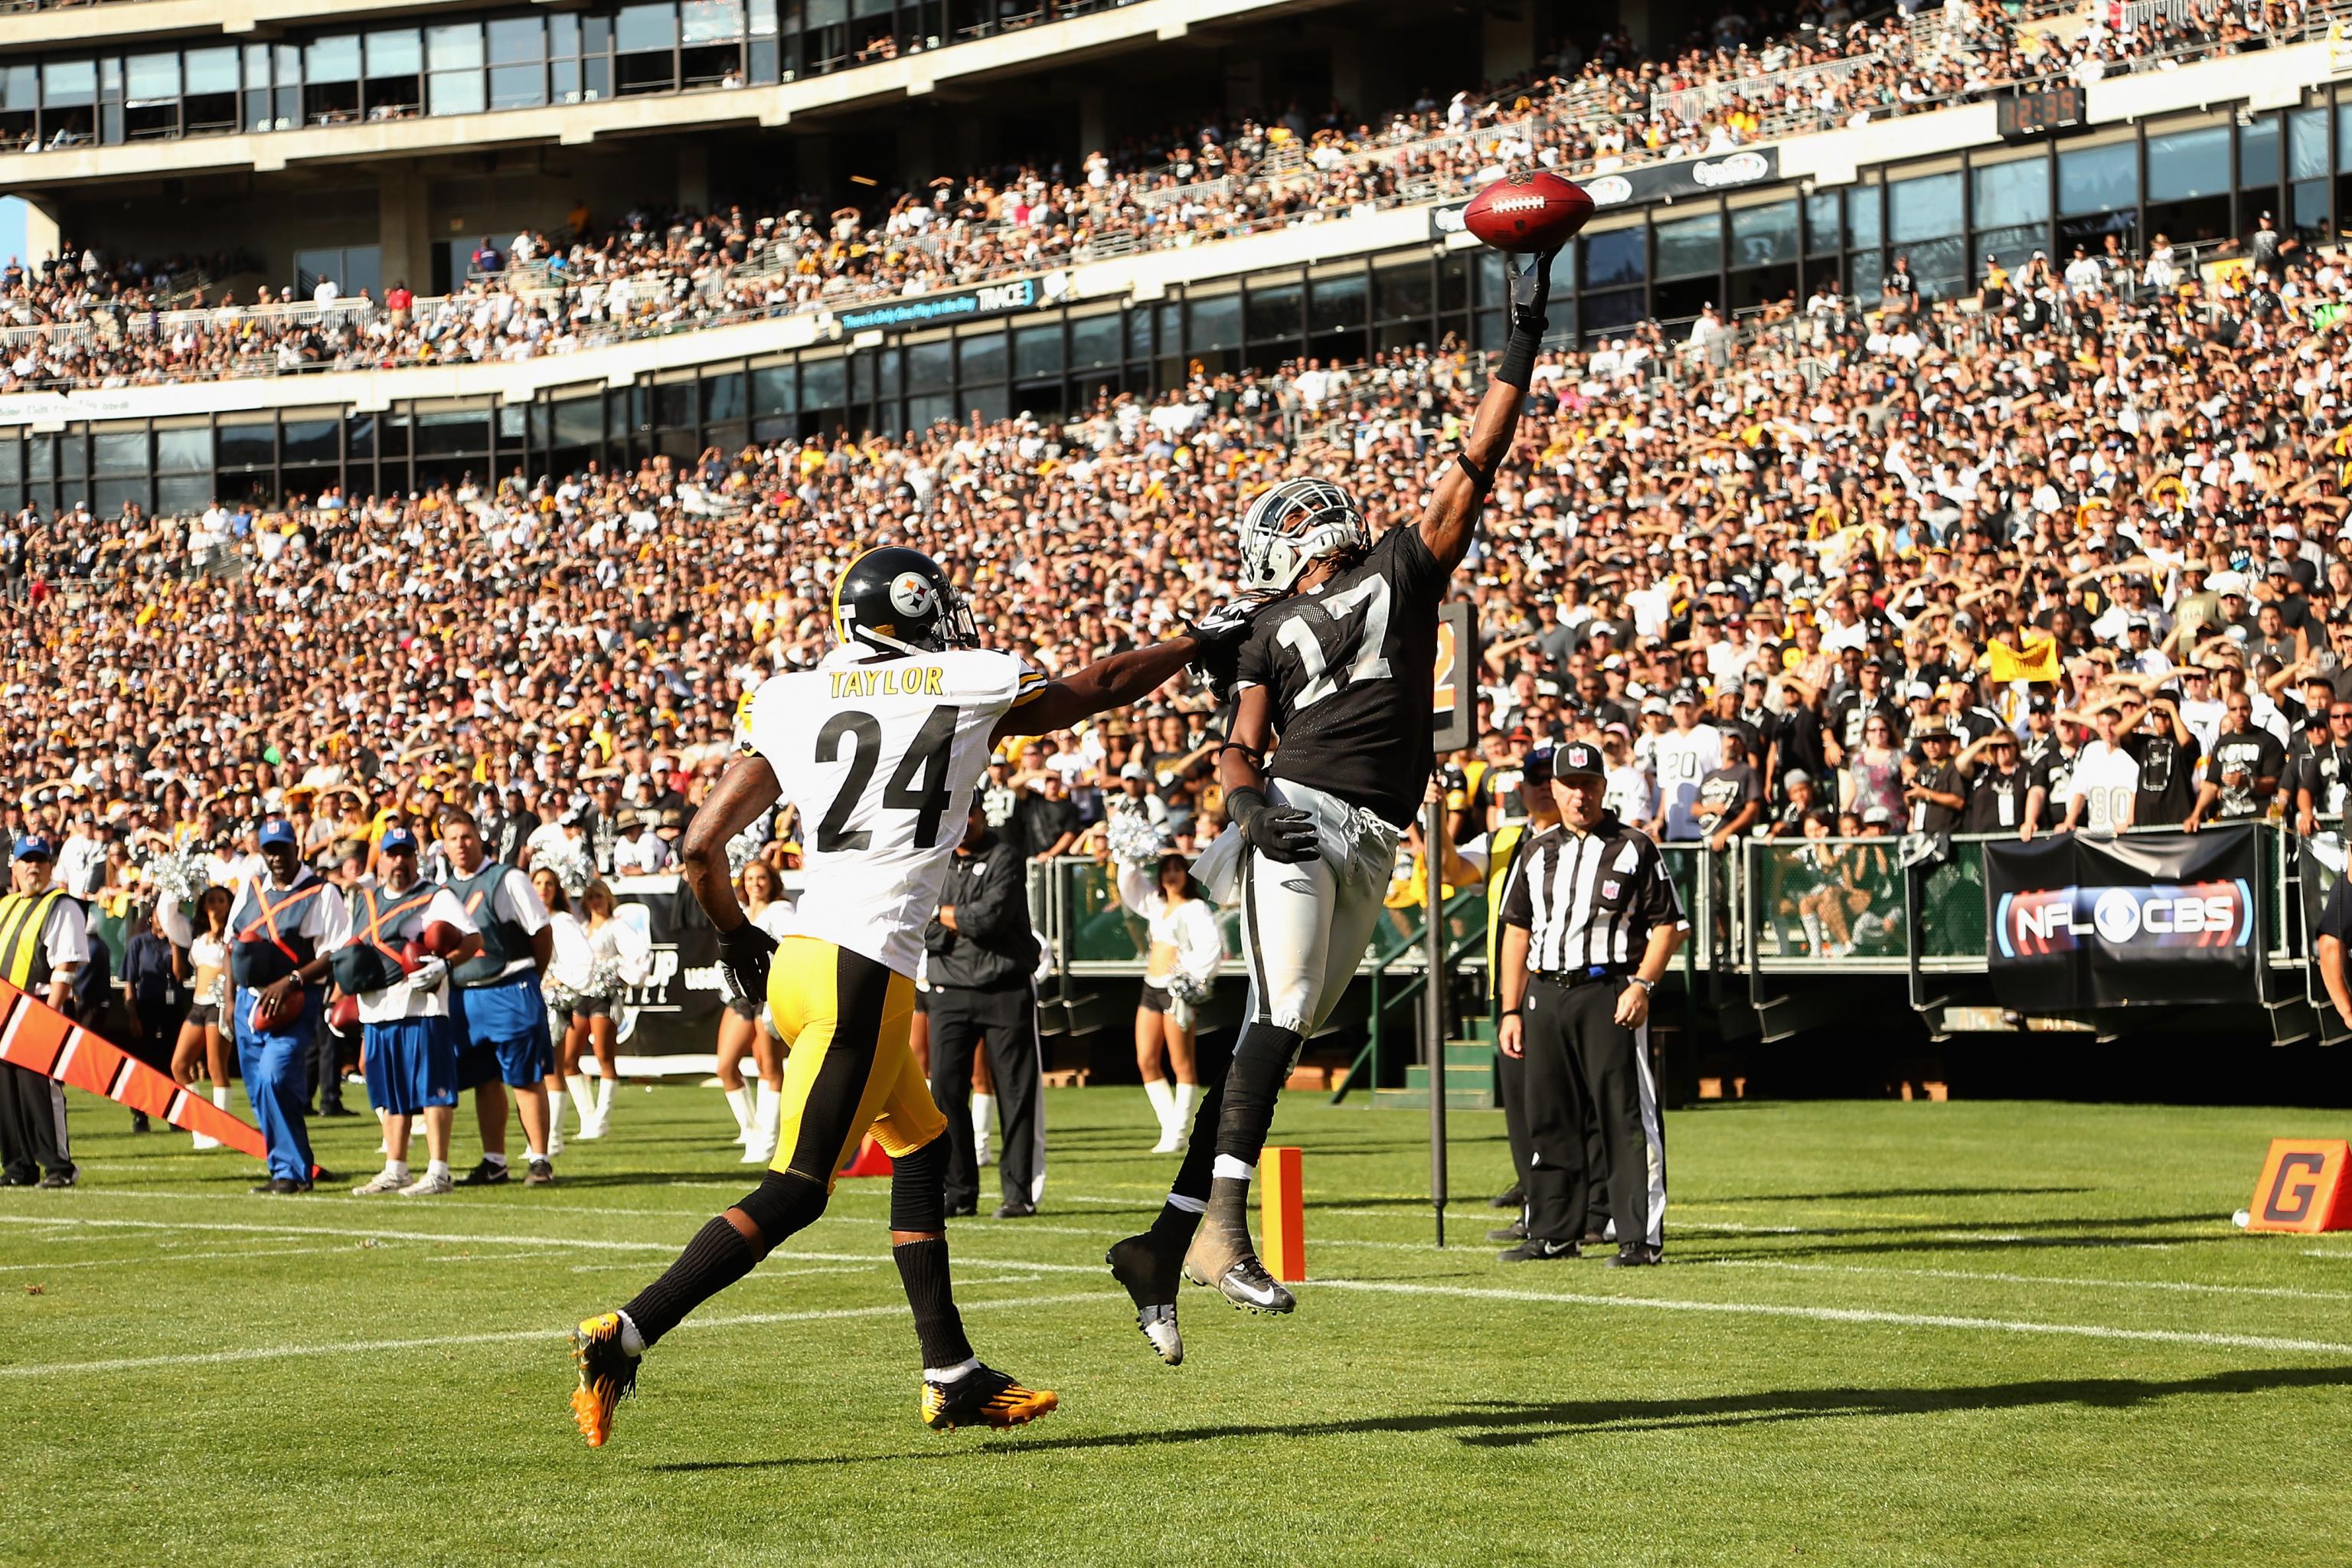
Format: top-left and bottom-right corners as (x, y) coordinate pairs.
(1106, 812), (1171, 868)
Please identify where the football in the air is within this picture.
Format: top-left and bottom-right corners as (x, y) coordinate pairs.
(1462, 170), (1594, 253)
(420, 920), (465, 956)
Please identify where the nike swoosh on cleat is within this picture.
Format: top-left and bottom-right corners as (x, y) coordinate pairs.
(1225, 1276), (1282, 1306)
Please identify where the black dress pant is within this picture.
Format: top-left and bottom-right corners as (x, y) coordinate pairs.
(1520, 976), (1666, 1250)
(1498, 1041), (1611, 1236)
(926, 981), (1044, 1211)
(0, 1060), (72, 1182)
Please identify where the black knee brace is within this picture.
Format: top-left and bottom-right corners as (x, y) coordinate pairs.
(890, 1137), (949, 1233)
(733, 1168), (828, 1253)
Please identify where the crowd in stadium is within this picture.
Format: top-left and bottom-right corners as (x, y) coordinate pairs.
(8, 181), (2352, 975)
(1, 0), (2326, 392)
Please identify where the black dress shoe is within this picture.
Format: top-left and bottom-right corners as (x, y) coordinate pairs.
(35, 1170), (76, 1189)
(1487, 1220), (1528, 1243)
(310, 1168), (340, 1186)
(1497, 1238), (1579, 1262)
(2, 1171), (37, 1187)
(320, 1103), (358, 1118)
(993, 1200), (1036, 1219)
(252, 1178), (305, 1194)
(1606, 1243), (1663, 1267)
(945, 1200), (978, 1218)
(131, 1112), (152, 1133)
(1489, 1182), (1526, 1210)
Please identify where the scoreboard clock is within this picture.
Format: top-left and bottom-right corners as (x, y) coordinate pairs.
(1996, 83), (2087, 142)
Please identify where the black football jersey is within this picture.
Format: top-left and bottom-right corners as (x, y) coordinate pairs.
(1234, 524), (1447, 828)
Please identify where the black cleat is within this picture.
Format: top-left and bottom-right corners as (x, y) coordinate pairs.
(945, 1200), (978, 1218)
(1498, 1237), (1581, 1262)
(1106, 1233), (1184, 1365)
(921, 1363), (1057, 1432)
(1487, 1220), (1529, 1243)
(34, 1170), (76, 1190)
(1489, 1182), (1526, 1210)
(459, 1158), (511, 1187)
(1606, 1243), (1663, 1268)
(992, 1200), (1036, 1219)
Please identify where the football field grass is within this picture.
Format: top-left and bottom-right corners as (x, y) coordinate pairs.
(5, 1086), (2349, 1566)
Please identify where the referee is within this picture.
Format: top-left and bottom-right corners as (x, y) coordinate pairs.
(1494, 742), (1687, 1266)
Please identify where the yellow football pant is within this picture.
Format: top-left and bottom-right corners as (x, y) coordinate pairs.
(766, 936), (947, 1188)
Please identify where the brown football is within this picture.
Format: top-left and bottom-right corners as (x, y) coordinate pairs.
(1462, 169), (1595, 253)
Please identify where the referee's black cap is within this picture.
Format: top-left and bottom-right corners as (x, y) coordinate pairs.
(1554, 741), (1606, 779)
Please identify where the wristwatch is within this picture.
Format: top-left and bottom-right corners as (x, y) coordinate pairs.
(1629, 977), (1657, 995)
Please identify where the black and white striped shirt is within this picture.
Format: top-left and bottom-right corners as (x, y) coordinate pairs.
(1498, 814), (1687, 974)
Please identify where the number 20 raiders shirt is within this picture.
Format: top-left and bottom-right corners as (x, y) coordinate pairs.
(737, 645), (1042, 975)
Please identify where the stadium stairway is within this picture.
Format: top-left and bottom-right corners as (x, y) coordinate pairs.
(1374, 1017), (1498, 1112)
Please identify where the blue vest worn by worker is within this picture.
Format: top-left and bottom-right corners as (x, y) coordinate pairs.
(228, 874), (327, 990)
(442, 862), (530, 988)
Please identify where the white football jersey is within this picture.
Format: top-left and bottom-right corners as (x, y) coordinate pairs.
(737, 645), (1044, 975)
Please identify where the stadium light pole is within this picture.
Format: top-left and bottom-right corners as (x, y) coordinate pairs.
(1424, 789), (1448, 1248)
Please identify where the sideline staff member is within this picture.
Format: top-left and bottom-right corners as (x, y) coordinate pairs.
(0, 836), (83, 1187)
(1494, 742), (1687, 1266)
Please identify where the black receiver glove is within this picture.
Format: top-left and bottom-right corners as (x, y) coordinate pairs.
(1227, 785), (1319, 864)
(716, 920), (778, 1009)
(1497, 248), (1560, 389)
(1185, 591), (1278, 704)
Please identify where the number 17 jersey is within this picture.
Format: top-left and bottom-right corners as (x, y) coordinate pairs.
(1233, 524), (1448, 829)
(736, 645), (1044, 976)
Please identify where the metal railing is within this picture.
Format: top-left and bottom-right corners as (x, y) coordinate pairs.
(1651, 51), (1885, 131)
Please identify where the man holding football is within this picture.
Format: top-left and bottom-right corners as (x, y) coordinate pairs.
(1108, 242), (1562, 1364)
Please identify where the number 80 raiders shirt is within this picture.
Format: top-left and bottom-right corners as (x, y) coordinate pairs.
(735, 645), (1044, 976)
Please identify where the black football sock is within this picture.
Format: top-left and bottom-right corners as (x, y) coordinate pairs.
(622, 1216), (757, 1348)
(1211, 1022), (1302, 1169)
(893, 1237), (975, 1373)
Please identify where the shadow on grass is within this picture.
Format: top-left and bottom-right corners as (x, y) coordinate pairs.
(1700, 1187), (2098, 1204)
(649, 1365), (2352, 1468)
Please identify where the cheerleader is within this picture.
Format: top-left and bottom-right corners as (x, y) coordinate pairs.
(534, 867), (592, 1155)
(714, 859), (795, 1163)
(570, 880), (650, 1138)
(1116, 849), (1222, 1153)
(159, 885), (235, 1150)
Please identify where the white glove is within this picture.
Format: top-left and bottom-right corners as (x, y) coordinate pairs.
(408, 956), (449, 991)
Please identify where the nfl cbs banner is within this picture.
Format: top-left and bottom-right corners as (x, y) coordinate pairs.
(1986, 827), (2260, 1010)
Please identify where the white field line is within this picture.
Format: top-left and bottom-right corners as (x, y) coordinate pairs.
(0, 1245), (351, 1274)
(1307, 1278), (2352, 1357)
(0, 1214), (1103, 1276)
(0, 1291), (1117, 1380)
(1709, 1258), (2352, 1303)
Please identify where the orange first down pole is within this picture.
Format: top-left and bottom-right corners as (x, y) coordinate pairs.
(1259, 1145), (1306, 1282)
(0, 976), (270, 1160)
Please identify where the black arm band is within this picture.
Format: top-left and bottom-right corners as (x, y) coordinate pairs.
(1494, 315), (1547, 390)
(1217, 741), (1265, 768)
(1455, 451), (1494, 492)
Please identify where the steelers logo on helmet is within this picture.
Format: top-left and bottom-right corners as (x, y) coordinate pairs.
(890, 571), (936, 620)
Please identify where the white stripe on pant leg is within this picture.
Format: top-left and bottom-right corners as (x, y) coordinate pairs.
(1026, 982), (1047, 1205)
(48, 1080), (70, 1167)
(1632, 1019), (1664, 1250)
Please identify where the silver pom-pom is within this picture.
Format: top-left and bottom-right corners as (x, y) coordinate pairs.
(140, 842), (212, 908)
(538, 835), (593, 898)
(1106, 811), (1170, 868)
(585, 954), (626, 1000)
(727, 823), (766, 880)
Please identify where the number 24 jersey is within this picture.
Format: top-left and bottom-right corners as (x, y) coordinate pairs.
(737, 645), (1043, 975)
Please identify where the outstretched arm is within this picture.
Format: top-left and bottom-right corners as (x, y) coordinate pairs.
(995, 637), (1203, 740)
(1419, 249), (1557, 574)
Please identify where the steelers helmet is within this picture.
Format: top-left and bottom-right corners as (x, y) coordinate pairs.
(1238, 477), (1367, 593)
(831, 547), (978, 657)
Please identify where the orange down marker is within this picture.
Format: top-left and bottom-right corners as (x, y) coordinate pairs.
(2245, 1138), (2352, 1233)
(1259, 1145), (1306, 1282)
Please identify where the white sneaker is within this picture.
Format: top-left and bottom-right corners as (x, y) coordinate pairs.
(351, 1168), (407, 1195)
(576, 1113), (609, 1141)
(397, 1170), (455, 1196)
(191, 1131), (221, 1152)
